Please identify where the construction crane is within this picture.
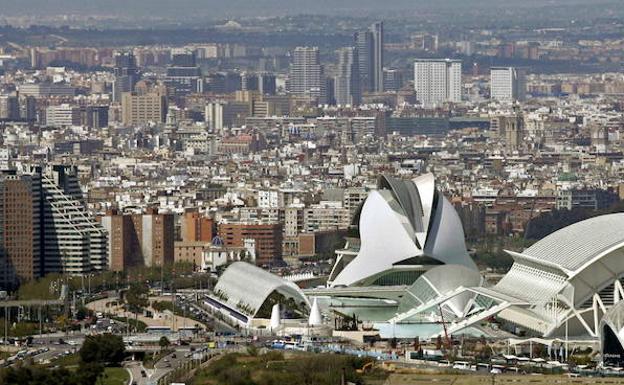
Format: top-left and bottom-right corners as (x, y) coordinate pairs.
(438, 305), (452, 351)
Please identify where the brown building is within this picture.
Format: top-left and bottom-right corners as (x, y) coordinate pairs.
(121, 91), (167, 126)
(100, 208), (174, 271)
(218, 222), (283, 266)
(0, 174), (40, 289)
(181, 210), (214, 242)
(174, 241), (211, 267)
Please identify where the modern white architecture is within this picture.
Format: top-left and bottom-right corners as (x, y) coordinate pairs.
(328, 173), (477, 287)
(402, 213), (624, 339)
(207, 262), (310, 328)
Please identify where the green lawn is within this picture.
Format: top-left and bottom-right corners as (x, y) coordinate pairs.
(101, 367), (129, 385)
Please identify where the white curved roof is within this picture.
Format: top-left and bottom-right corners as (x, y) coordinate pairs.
(522, 214), (624, 273)
(331, 173), (476, 287)
(398, 264), (481, 317)
(601, 300), (624, 357)
(214, 262), (309, 317)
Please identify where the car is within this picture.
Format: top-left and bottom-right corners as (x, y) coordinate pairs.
(163, 358), (169, 362)
(140, 370), (146, 377)
(171, 353), (176, 358)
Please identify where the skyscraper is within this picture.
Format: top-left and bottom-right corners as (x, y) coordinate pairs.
(490, 66), (527, 102)
(370, 22), (384, 93)
(39, 165), (108, 275)
(413, 59), (462, 107)
(355, 22), (384, 93)
(289, 47), (326, 104)
(355, 29), (374, 93)
(112, 52), (139, 103)
(0, 172), (40, 289)
(334, 47), (361, 106)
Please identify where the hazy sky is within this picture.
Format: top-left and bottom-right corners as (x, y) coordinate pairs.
(1, 0), (608, 18)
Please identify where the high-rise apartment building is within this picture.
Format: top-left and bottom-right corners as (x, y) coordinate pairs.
(100, 208), (174, 271)
(334, 47), (361, 106)
(289, 47), (326, 104)
(490, 66), (527, 101)
(121, 92), (167, 126)
(39, 165), (108, 275)
(0, 173), (40, 289)
(413, 59), (462, 107)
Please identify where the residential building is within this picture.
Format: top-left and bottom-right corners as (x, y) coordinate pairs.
(413, 59), (462, 107)
(490, 66), (527, 101)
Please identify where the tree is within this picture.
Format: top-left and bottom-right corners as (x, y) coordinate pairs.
(159, 336), (170, 351)
(76, 306), (90, 321)
(79, 334), (125, 365)
(125, 283), (149, 313)
(55, 315), (69, 334)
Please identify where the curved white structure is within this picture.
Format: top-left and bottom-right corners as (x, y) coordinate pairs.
(393, 264), (482, 323)
(210, 262), (310, 326)
(329, 173), (476, 287)
(600, 300), (624, 366)
(420, 214), (624, 339)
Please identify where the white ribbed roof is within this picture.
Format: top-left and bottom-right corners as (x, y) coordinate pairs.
(523, 214), (624, 273)
(214, 262), (309, 317)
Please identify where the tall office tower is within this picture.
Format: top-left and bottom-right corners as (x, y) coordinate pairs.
(413, 59), (462, 108)
(288, 47), (326, 104)
(258, 73), (277, 95)
(490, 66), (527, 102)
(0, 95), (20, 120)
(355, 22), (384, 93)
(0, 172), (40, 290)
(39, 165), (108, 275)
(355, 29), (374, 93)
(334, 47), (361, 106)
(20, 96), (37, 121)
(370, 22), (384, 93)
(121, 92), (167, 126)
(165, 51), (202, 96)
(112, 52), (139, 103)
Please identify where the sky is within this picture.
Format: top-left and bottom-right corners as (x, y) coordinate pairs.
(1, 0), (608, 19)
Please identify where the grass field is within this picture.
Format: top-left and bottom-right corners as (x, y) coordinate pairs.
(101, 367), (129, 385)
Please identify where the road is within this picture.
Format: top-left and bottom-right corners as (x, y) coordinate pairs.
(87, 296), (201, 331)
(125, 346), (211, 385)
